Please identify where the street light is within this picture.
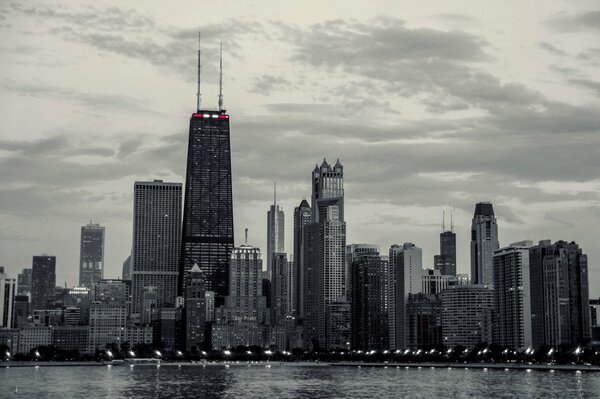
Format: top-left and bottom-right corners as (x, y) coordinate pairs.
(34, 350), (41, 361)
(223, 350), (231, 356)
(129, 350), (135, 358)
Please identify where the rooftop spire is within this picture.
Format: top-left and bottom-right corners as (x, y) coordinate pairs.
(273, 181), (277, 207)
(450, 207), (454, 232)
(218, 41), (223, 111)
(442, 208), (446, 232)
(196, 32), (201, 111)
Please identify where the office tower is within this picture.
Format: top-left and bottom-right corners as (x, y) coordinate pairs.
(31, 256), (56, 311)
(88, 279), (129, 353)
(0, 268), (17, 328)
(492, 241), (533, 349)
(131, 180), (182, 317)
(540, 241), (590, 346)
(326, 301), (351, 350)
(441, 284), (494, 348)
(293, 199), (311, 318)
(470, 202), (499, 285)
(180, 40), (234, 306)
(406, 293), (442, 349)
(528, 240), (551, 348)
(303, 159), (347, 350)
(185, 263), (207, 351)
(388, 243), (422, 350)
(267, 184), (285, 278)
(434, 210), (456, 276)
(13, 295), (29, 328)
(271, 253), (289, 326)
(211, 245), (268, 349)
(79, 222), (105, 287)
(346, 244), (380, 305)
(422, 269), (453, 295)
(151, 307), (182, 350)
(122, 255), (131, 281)
(350, 252), (389, 351)
(17, 268), (32, 295)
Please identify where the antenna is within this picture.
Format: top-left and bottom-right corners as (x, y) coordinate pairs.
(450, 207), (454, 232)
(196, 32), (201, 111)
(218, 41), (223, 111)
(442, 208), (446, 232)
(274, 181), (276, 207)
(245, 228), (248, 245)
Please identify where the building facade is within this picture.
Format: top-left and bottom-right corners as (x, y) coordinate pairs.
(271, 253), (290, 326)
(406, 293), (442, 349)
(0, 268), (17, 328)
(131, 180), (182, 317)
(267, 187), (285, 279)
(293, 199), (311, 318)
(470, 202), (499, 285)
(79, 222), (105, 287)
(31, 256), (56, 312)
(185, 263), (207, 351)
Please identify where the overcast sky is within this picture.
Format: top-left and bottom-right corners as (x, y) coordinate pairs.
(1, 0), (599, 296)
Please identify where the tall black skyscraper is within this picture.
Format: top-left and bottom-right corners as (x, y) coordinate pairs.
(293, 199), (311, 317)
(470, 202), (499, 285)
(31, 255), (56, 311)
(180, 38), (234, 305)
(434, 210), (456, 276)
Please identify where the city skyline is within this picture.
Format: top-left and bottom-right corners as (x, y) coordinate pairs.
(1, 1), (600, 298)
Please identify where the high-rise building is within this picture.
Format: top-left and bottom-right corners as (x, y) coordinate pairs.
(31, 256), (56, 312)
(540, 241), (591, 346)
(88, 279), (129, 353)
(79, 222), (105, 287)
(422, 268), (469, 295)
(303, 159), (347, 350)
(350, 252), (389, 351)
(528, 239), (551, 348)
(388, 243), (422, 350)
(434, 211), (456, 276)
(492, 241), (533, 349)
(179, 42), (234, 306)
(185, 263), (207, 351)
(470, 202), (499, 285)
(131, 180), (182, 317)
(293, 199), (311, 318)
(441, 284), (494, 348)
(122, 255), (131, 281)
(271, 253), (290, 326)
(13, 295), (29, 328)
(406, 293), (442, 349)
(267, 184), (285, 278)
(346, 244), (380, 305)
(17, 268), (32, 295)
(0, 268), (17, 328)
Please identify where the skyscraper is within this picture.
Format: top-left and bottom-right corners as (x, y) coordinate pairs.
(492, 241), (534, 349)
(434, 210), (456, 276)
(470, 202), (499, 285)
(79, 222), (105, 287)
(540, 241), (591, 346)
(31, 255), (56, 311)
(267, 184), (285, 279)
(346, 244), (380, 304)
(388, 243), (422, 350)
(180, 38), (234, 306)
(185, 263), (207, 351)
(350, 252), (389, 351)
(293, 199), (311, 318)
(131, 180), (182, 317)
(271, 252), (290, 326)
(17, 268), (32, 295)
(303, 159), (347, 350)
(0, 268), (17, 328)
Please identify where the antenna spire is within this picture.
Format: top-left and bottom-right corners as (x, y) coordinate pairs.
(450, 207), (454, 232)
(196, 32), (201, 111)
(245, 228), (248, 245)
(442, 208), (446, 232)
(218, 41), (223, 111)
(274, 181), (277, 207)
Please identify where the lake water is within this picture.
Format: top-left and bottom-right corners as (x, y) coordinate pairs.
(2, 364), (600, 398)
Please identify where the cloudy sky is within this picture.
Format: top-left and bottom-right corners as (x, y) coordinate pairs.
(1, 1), (599, 296)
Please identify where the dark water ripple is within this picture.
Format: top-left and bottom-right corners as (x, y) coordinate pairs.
(2, 365), (599, 398)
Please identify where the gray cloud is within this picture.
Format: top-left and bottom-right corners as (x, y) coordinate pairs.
(547, 10), (600, 32)
(538, 41), (568, 56)
(250, 74), (292, 95)
(569, 78), (600, 96)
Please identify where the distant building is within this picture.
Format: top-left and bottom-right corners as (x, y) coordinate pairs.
(185, 264), (207, 351)
(470, 202), (499, 285)
(441, 285), (494, 348)
(0, 268), (17, 328)
(538, 241), (590, 346)
(151, 307), (182, 350)
(293, 199), (311, 318)
(271, 253), (290, 326)
(303, 159), (346, 350)
(17, 268), (32, 295)
(88, 279), (129, 353)
(31, 256), (56, 312)
(53, 326), (89, 353)
(127, 325), (153, 346)
(492, 241), (533, 349)
(350, 252), (389, 351)
(406, 293), (442, 349)
(122, 255), (131, 281)
(79, 222), (105, 287)
(267, 185), (285, 279)
(346, 244), (380, 306)
(131, 180), (181, 318)
(18, 326), (52, 354)
(389, 243), (422, 350)
(13, 295), (29, 328)
(326, 301), (351, 350)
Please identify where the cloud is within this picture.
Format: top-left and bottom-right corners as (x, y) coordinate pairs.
(546, 10), (600, 32)
(250, 74), (292, 95)
(569, 78), (600, 97)
(538, 41), (568, 56)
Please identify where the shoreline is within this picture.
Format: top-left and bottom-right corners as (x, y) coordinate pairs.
(3, 360), (600, 372)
